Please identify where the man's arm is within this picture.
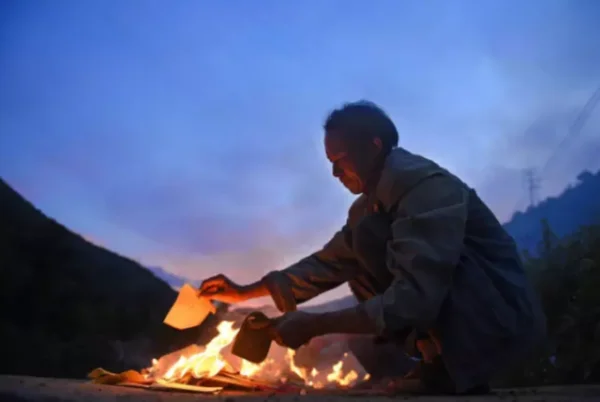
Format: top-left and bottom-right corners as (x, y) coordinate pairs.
(313, 175), (469, 336)
(261, 226), (362, 312)
(201, 206), (363, 308)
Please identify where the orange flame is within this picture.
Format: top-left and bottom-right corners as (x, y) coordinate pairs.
(148, 320), (368, 389)
(160, 321), (239, 380)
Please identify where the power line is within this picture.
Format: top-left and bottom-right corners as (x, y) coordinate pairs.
(539, 85), (600, 177)
(511, 84), (600, 214)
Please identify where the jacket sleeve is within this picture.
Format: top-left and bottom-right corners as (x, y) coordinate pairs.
(262, 225), (362, 312)
(362, 175), (469, 336)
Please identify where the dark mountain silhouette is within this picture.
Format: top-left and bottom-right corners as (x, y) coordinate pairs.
(504, 169), (600, 254)
(146, 265), (199, 289)
(0, 178), (225, 379)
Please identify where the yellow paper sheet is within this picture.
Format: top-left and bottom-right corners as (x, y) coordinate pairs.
(152, 378), (222, 393)
(163, 283), (216, 330)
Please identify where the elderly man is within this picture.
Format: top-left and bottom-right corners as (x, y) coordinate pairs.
(200, 101), (546, 395)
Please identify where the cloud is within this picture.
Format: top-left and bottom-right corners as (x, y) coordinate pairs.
(474, 89), (600, 221)
(90, 124), (350, 256)
(1, 0), (599, 307)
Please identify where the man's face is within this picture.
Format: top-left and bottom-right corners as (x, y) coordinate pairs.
(324, 130), (382, 194)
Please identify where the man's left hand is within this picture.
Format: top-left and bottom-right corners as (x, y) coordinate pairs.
(271, 311), (324, 350)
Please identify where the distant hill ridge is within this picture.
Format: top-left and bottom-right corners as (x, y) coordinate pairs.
(0, 178), (224, 379)
(504, 169), (600, 253)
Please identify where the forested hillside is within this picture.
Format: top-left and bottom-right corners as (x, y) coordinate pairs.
(0, 178), (224, 378)
(504, 169), (600, 253)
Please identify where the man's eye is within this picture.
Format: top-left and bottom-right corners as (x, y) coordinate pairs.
(332, 153), (347, 163)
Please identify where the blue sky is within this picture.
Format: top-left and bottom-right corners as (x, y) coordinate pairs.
(1, 0), (599, 306)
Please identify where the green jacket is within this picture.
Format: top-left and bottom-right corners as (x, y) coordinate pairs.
(263, 147), (546, 392)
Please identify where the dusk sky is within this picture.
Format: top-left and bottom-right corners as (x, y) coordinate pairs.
(1, 0), (599, 306)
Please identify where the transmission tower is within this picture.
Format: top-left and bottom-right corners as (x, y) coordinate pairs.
(510, 84), (600, 214)
(523, 168), (541, 208)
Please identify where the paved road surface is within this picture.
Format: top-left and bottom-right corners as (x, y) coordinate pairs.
(2, 375), (600, 402)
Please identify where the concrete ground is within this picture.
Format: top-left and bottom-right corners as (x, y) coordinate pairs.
(1, 375), (600, 402)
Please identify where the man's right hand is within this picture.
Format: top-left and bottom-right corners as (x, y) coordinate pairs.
(199, 274), (246, 304)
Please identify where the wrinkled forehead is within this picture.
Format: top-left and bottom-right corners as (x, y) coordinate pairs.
(325, 129), (366, 159)
(324, 130), (352, 159)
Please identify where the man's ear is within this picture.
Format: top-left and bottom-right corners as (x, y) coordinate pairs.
(373, 137), (383, 150)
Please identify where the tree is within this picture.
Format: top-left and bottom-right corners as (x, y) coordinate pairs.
(498, 223), (600, 386)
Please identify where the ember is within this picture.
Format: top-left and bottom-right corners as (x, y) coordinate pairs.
(91, 319), (371, 394)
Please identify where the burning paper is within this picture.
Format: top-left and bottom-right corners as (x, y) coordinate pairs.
(91, 318), (371, 394)
(285, 349), (369, 389)
(163, 284), (216, 330)
(152, 378), (223, 393)
(144, 321), (369, 390)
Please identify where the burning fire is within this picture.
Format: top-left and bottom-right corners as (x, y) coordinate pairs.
(162, 321), (238, 380)
(145, 321), (369, 389)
